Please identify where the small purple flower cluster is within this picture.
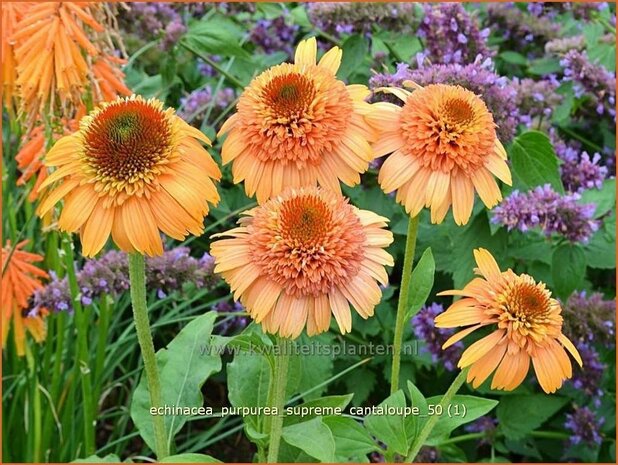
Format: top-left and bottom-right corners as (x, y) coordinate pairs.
(212, 300), (249, 335)
(418, 3), (492, 65)
(307, 2), (416, 37)
(249, 16), (299, 56)
(513, 76), (563, 129)
(552, 136), (608, 193)
(571, 342), (605, 405)
(560, 50), (616, 120)
(562, 291), (616, 346)
(464, 416), (498, 445)
(564, 405), (604, 446)
(412, 303), (463, 372)
(31, 248), (218, 314)
(369, 58), (519, 142)
(178, 86), (236, 124)
(122, 2), (186, 50)
(491, 184), (600, 243)
(486, 3), (560, 47)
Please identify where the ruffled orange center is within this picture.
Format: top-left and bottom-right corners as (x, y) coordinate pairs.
(81, 99), (175, 196)
(400, 84), (497, 175)
(249, 190), (366, 297)
(237, 63), (353, 168)
(496, 274), (561, 346)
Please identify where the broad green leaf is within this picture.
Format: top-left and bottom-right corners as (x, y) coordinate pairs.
(406, 380), (428, 440)
(73, 454), (121, 463)
(580, 178), (616, 218)
(528, 57), (562, 75)
(500, 51), (528, 65)
(406, 247), (435, 319)
(338, 35), (368, 80)
(296, 333), (335, 401)
(282, 417), (336, 463)
(364, 390), (409, 456)
(585, 214), (616, 269)
(160, 453), (221, 463)
(284, 394), (354, 426)
(510, 131), (564, 193)
(227, 329), (273, 444)
(497, 394), (568, 439)
(552, 243), (587, 299)
(323, 416), (379, 460)
(425, 395), (499, 445)
(130, 312), (221, 453)
(183, 16), (249, 59)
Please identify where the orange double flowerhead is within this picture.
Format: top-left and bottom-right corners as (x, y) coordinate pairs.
(369, 83), (512, 225)
(435, 248), (582, 394)
(210, 187), (394, 339)
(1, 241), (49, 357)
(218, 37), (377, 203)
(37, 95), (221, 257)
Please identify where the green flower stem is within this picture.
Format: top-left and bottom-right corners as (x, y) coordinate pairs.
(128, 253), (169, 459)
(180, 41), (246, 89)
(406, 368), (469, 461)
(61, 237), (95, 456)
(266, 338), (291, 463)
(390, 214), (420, 394)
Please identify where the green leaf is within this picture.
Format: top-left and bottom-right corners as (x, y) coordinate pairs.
(160, 454), (221, 463)
(323, 416), (379, 460)
(497, 394), (568, 439)
(182, 15), (250, 59)
(528, 57), (562, 75)
(72, 454), (121, 463)
(510, 131), (564, 193)
(296, 333), (335, 401)
(130, 312), (221, 453)
(282, 417), (336, 463)
(364, 390), (409, 456)
(585, 214), (616, 269)
(580, 178), (616, 218)
(338, 35), (368, 80)
(499, 51), (528, 65)
(552, 243), (587, 299)
(406, 380), (428, 440)
(425, 395), (499, 445)
(284, 394), (354, 426)
(406, 247), (435, 319)
(227, 329), (273, 444)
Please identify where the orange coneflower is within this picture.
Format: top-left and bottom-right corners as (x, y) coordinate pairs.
(218, 37), (377, 203)
(211, 187), (394, 338)
(11, 2), (130, 124)
(1, 241), (49, 357)
(37, 95), (221, 257)
(434, 248), (582, 394)
(368, 83), (512, 225)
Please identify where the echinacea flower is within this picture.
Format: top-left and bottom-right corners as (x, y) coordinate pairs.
(210, 187), (394, 338)
(368, 83), (511, 225)
(435, 248), (582, 394)
(218, 37), (376, 203)
(37, 95), (221, 257)
(1, 241), (49, 356)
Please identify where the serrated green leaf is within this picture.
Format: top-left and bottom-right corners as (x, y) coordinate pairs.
(323, 416), (379, 460)
(282, 417), (336, 463)
(406, 247), (435, 319)
(552, 243), (587, 299)
(497, 395), (568, 439)
(130, 312), (221, 453)
(338, 35), (368, 80)
(510, 131), (564, 193)
(364, 390), (409, 455)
